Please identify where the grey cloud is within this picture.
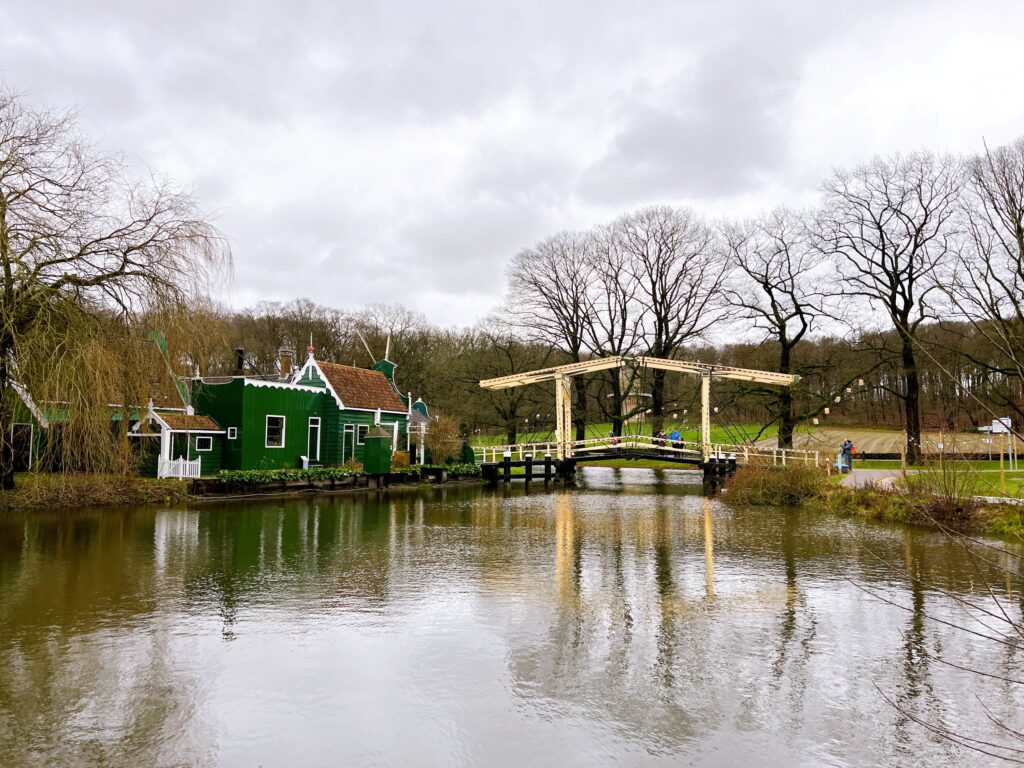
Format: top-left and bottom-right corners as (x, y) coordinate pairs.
(579, 39), (804, 203)
(1, 0), (1020, 327)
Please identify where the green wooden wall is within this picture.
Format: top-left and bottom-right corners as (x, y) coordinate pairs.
(192, 377), (409, 470)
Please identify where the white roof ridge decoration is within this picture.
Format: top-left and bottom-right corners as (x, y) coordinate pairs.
(293, 357), (346, 410)
(244, 378), (324, 394)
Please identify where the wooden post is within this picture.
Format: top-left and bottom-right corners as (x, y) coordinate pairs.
(503, 450), (511, 483)
(701, 371), (712, 463)
(554, 373), (573, 460)
(1001, 433), (1007, 496)
(544, 453), (553, 481)
(524, 453), (533, 482)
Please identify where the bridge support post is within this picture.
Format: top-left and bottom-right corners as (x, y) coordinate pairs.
(701, 371), (712, 463)
(502, 450), (511, 483)
(524, 453), (533, 482)
(554, 373), (573, 460)
(544, 453), (553, 482)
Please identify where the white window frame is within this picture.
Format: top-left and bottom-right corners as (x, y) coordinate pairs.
(265, 415), (286, 448)
(307, 417), (321, 462)
(342, 424), (355, 463)
(381, 421), (399, 451)
(356, 424), (368, 445)
(194, 435), (214, 452)
(227, 427), (238, 440)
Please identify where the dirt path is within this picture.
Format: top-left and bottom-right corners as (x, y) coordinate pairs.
(760, 426), (1021, 455)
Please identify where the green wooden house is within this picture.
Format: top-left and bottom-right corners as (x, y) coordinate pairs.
(182, 350), (412, 473)
(10, 348), (423, 478)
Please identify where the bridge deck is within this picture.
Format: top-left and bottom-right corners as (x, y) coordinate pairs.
(474, 436), (820, 468)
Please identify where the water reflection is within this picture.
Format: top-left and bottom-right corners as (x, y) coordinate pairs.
(0, 469), (1022, 766)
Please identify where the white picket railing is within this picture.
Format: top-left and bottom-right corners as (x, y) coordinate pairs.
(158, 456), (202, 479)
(473, 437), (819, 467)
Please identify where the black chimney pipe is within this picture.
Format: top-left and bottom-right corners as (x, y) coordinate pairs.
(234, 348), (244, 374)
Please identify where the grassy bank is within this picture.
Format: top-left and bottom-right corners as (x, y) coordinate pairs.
(723, 464), (1024, 537)
(0, 473), (193, 512)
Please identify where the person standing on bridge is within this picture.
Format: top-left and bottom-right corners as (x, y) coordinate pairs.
(669, 428), (682, 449)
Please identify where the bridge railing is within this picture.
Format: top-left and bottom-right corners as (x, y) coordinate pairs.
(474, 438), (820, 467)
(712, 443), (821, 467)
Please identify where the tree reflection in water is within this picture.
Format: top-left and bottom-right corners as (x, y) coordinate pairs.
(0, 472), (1021, 767)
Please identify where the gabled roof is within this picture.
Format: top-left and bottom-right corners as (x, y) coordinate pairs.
(156, 412), (223, 432)
(315, 360), (407, 412)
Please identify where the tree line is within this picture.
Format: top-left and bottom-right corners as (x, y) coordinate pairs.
(503, 142), (1024, 462)
(4, 83), (1024, 488)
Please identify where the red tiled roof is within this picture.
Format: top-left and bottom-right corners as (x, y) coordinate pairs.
(159, 412), (222, 431)
(317, 361), (406, 412)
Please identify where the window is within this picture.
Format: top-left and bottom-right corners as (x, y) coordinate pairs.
(195, 435), (213, 452)
(227, 427), (237, 440)
(265, 415), (286, 448)
(357, 424), (368, 445)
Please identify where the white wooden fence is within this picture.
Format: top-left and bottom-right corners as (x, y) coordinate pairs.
(473, 437), (819, 467)
(158, 456), (202, 479)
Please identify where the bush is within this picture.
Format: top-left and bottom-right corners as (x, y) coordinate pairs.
(901, 458), (980, 526)
(0, 473), (191, 511)
(216, 467), (360, 484)
(724, 465), (830, 506)
(441, 462), (481, 477)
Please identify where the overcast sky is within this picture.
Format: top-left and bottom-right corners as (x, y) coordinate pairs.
(4, 1), (1023, 326)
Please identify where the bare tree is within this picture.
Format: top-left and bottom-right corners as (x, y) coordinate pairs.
(816, 152), (962, 463)
(948, 137), (1024, 424)
(723, 208), (822, 448)
(0, 88), (228, 489)
(582, 225), (643, 435)
(507, 231), (593, 439)
(458, 325), (553, 444)
(617, 206), (730, 433)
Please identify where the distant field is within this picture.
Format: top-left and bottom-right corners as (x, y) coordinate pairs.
(787, 425), (1024, 455)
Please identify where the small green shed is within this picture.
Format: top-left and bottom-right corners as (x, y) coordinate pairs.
(363, 425), (393, 474)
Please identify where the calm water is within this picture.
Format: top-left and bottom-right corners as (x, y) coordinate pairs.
(1, 468), (1023, 767)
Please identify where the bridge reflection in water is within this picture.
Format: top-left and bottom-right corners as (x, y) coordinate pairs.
(0, 474), (1021, 766)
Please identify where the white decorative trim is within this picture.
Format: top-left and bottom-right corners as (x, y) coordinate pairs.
(343, 405), (408, 416)
(244, 378), (323, 393)
(227, 427), (238, 439)
(194, 435), (214, 452)
(293, 358), (346, 410)
(10, 380), (48, 428)
(146, 407), (224, 434)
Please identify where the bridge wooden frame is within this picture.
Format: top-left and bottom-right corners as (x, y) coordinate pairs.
(479, 355), (804, 466)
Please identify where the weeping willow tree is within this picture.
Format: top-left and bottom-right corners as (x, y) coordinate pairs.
(0, 88), (229, 490)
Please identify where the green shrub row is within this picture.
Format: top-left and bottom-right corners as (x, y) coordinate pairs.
(215, 463), (481, 484)
(216, 467), (360, 484)
(441, 462), (481, 476)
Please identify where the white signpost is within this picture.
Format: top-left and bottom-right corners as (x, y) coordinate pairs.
(987, 417), (1016, 471)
